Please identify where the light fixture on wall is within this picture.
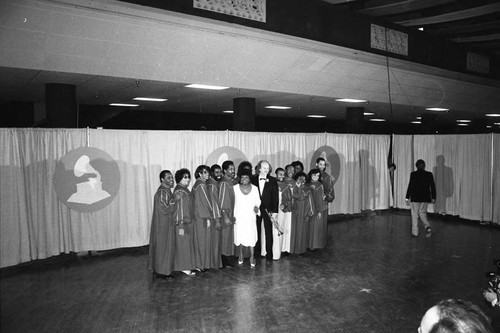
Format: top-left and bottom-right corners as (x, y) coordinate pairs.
(335, 98), (367, 103)
(426, 107), (449, 111)
(109, 103), (139, 107)
(133, 97), (167, 102)
(265, 106), (291, 109)
(185, 84), (229, 90)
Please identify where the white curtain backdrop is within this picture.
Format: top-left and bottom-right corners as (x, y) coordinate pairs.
(393, 134), (498, 224)
(1, 128), (391, 268)
(493, 134), (500, 224)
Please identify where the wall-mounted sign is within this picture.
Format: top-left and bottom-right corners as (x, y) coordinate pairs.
(53, 147), (120, 213)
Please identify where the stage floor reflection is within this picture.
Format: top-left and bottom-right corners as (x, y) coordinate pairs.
(1, 210), (499, 332)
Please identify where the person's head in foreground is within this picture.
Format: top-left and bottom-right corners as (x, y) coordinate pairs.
(419, 299), (493, 333)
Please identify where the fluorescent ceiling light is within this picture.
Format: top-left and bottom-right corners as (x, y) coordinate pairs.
(335, 98), (367, 103)
(363, 112), (375, 116)
(457, 123), (468, 126)
(307, 115), (326, 118)
(411, 121), (421, 124)
(369, 118), (386, 122)
(222, 110), (234, 113)
(426, 107), (449, 111)
(185, 84), (229, 90)
(456, 119), (471, 123)
(265, 106), (291, 109)
(494, 123), (500, 125)
(133, 97), (167, 102)
(416, 116), (422, 119)
(486, 126), (492, 128)
(485, 114), (500, 117)
(109, 103), (139, 107)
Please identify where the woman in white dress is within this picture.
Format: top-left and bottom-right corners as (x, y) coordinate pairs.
(233, 169), (261, 268)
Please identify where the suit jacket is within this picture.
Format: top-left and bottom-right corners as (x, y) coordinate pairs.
(251, 174), (279, 214)
(406, 169), (436, 202)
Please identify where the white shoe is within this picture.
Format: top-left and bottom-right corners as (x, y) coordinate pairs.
(182, 270), (195, 276)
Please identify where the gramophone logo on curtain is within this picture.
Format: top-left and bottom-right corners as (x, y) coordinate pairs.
(54, 147), (120, 213)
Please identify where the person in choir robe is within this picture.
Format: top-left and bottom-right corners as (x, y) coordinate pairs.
(290, 171), (314, 254)
(207, 164), (223, 269)
(316, 157), (335, 207)
(211, 164), (223, 182)
(272, 167), (291, 260)
(172, 168), (196, 276)
(233, 169), (261, 268)
(251, 160), (279, 260)
(192, 165), (215, 271)
(279, 166), (295, 255)
(291, 160), (304, 176)
(219, 160), (237, 267)
(307, 168), (328, 250)
(148, 170), (176, 280)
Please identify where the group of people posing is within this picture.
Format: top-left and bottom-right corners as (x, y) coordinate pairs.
(148, 158), (335, 278)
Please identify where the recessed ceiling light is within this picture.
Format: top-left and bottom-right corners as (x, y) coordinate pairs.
(418, 27), (424, 31)
(265, 106), (292, 109)
(485, 114), (500, 117)
(457, 123), (468, 126)
(335, 98), (367, 103)
(222, 110), (234, 113)
(486, 125), (492, 128)
(456, 119), (471, 123)
(411, 121), (421, 124)
(426, 107), (449, 111)
(363, 112), (375, 116)
(494, 123), (500, 125)
(369, 118), (386, 122)
(109, 103), (139, 107)
(307, 115), (326, 118)
(416, 116), (422, 119)
(185, 84), (229, 90)
(133, 97), (167, 102)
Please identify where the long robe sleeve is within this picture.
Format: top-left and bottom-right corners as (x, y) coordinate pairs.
(193, 180), (213, 220)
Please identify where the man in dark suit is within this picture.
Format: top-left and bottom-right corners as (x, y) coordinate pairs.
(405, 159), (436, 237)
(251, 160), (279, 260)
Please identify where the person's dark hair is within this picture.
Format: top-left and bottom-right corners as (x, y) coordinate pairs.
(159, 170), (171, 181)
(238, 169), (252, 182)
(222, 160), (234, 171)
(285, 164), (293, 171)
(316, 157), (325, 164)
(307, 168), (322, 183)
(275, 167), (285, 175)
(255, 160), (272, 174)
(174, 168), (191, 183)
(194, 165), (211, 179)
(292, 160), (304, 171)
(388, 162), (396, 170)
(293, 171), (307, 181)
(416, 159), (426, 169)
(237, 161), (253, 177)
(430, 299), (493, 333)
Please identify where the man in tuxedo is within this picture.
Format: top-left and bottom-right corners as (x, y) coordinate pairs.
(251, 160), (279, 260)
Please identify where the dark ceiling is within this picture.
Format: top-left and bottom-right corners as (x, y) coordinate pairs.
(329, 0), (500, 60)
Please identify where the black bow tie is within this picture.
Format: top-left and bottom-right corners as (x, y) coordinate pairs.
(260, 178), (266, 180)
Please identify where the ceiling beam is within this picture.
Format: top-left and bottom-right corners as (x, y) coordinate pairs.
(358, 0), (454, 17)
(396, 2), (500, 26)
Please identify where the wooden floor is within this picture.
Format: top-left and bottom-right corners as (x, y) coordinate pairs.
(1, 210), (499, 333)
